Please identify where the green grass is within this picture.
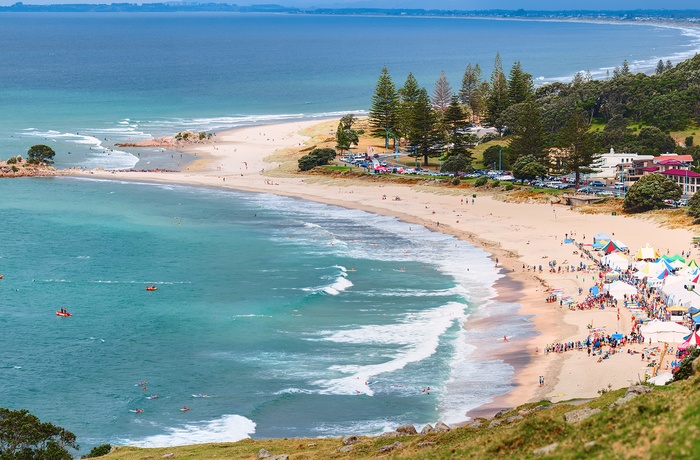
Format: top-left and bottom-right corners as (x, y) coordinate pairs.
(98, 372), (700, 460)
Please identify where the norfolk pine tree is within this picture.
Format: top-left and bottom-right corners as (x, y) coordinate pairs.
(556, 111), (599, 188)
(369, 66), (399, 149)
(408, 88), (439, 166)
(486, 53), (510, 133)
(508, 61), (534, 105)
(432, 70), (453, 117)
(507, 99), (548, 168)
(398, 73), (421, 147)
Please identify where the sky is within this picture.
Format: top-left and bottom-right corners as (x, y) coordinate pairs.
(1, 0), (699, 9)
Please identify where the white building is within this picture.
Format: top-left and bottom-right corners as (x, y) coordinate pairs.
(589, 149), (654, 182)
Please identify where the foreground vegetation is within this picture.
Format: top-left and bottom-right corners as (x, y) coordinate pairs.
(92, 356), (700, 459)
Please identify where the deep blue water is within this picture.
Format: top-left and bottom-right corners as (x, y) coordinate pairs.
(0, 13), (698, 169)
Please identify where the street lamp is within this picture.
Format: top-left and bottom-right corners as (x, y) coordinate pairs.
(498, 147), (502, 172)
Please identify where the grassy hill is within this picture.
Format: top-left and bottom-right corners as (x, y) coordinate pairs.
(97, 364), (700, 460)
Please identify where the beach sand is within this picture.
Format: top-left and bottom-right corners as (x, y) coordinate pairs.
(76, 120), (697, 420)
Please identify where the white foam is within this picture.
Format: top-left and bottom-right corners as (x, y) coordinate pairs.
(125, 414), (255, 448)
(311, 301), (467, 396)
(323, 276), (353, 296)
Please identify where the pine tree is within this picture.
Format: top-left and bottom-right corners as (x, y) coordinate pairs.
(665, 59), (674, 71)
(398, 73), (421, 146)
(507, 60), (533, 105)
(620, 59), (631, 75)
(368, 66), (399, 149)
(656, 59), (666, 75)
(459, 63), (482, 116)
(442, 96), (474, 164)
(556, 111), (599, 188)
(485, 52), (510, 133)
(507, 99), (548, 167)
(432, 70), (453, 116)
(408, 88), (439, 166)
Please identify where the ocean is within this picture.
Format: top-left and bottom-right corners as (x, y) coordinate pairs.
(0, 177), (525, 449)
(0, 13), (698, 170)
(0, 12), (697, 452)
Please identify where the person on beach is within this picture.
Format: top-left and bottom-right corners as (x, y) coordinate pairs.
(539, 375), (544, 387)
(503, 335), (508, 343)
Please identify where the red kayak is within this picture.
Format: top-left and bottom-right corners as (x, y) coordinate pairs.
(146, 286), (158, 291)
(56, 311), (72, 317)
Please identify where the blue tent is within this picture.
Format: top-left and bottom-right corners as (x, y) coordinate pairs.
(592, 241), (605, 249)
(611, 333), (624, 340)
(689, 306), (700, 315)
(593, 232), (612, 242)
(589, 285), (600, 295)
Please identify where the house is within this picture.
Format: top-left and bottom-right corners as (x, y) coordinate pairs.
(588, 149), (653, 183)
(614, 153), (696, 195)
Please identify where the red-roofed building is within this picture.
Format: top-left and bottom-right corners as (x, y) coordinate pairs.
(661, 169), (700, 195)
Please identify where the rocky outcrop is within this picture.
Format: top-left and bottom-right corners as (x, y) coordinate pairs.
(341, 435), (360, 445)
(377, 441), (403, 453)
(396, 424), (418, 435)
(610, 385), (652, 409)
(256, 448), (271, 458)
(564, 408), (602, 424)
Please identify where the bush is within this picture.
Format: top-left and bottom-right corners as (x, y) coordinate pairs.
(490, 180), (500, 188)
(83, 444), (112, 458)
(623, 173), (682, 213)
(672, 347), (700, 382)
(479, 133), (500, 144)
(451, 176), (461, 186)
(6, 156), (17, 164)
(298, 147), (337, 171)
(505, 183), (514, 191)
(11, 166), (18, 172)
(474, 176), (488, 187)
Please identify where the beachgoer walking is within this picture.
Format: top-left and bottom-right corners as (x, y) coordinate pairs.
(503, 335), (508, 343)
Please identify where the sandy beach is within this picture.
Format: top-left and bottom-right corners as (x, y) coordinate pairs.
(75, 120), (698, 420)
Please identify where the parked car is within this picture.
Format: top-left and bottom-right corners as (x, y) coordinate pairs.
(589, 180), (606, 187)
(596, 190), (614, 196)
(577, 187), (592, 193)
(679, 199), (689, 207)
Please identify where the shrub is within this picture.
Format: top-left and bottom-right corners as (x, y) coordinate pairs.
(672, 347), (700, 382)
(11, 166), (18, 172)
(198, 131), (207, 140)
(505, 183), (514, 191)
(490, 180), (500, 188)
(451, 176), (461, 186)
(83, 444), (112, 458)
(7, 156), (17, 164)
(298, 147), (337, 171)
(623, 173), (682, 213)
(474, 176), (488, 187)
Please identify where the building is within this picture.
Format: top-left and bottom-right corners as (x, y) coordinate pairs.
(615, 153), (696, 195)
(589, 149), (653, 183)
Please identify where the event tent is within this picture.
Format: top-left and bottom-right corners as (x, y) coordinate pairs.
(593, 232), (612, 242)
(604, 280), (638, 299)
(603, 253), (629, 271)
(648, 372), (674, 386)
(689, 260), (699, 269)
(640, 320), (691, 343)
(634, 243), (660, 260)
(679, 332), (700, 350)
(602, 240), (623, 254)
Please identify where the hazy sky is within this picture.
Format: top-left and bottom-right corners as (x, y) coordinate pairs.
(2, 0), (699, 9)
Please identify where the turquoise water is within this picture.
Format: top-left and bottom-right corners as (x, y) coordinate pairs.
(0, 177), (527, 450)
(0, 13), (698, 170)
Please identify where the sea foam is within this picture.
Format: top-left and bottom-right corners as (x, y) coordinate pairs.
(125, 415), (255, 448)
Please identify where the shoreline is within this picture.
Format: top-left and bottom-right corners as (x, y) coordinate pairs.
(63, 118), (699, 427)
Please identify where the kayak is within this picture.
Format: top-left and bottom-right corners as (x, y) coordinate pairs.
(146, 286), (158, 291)
(130, 409), (144, 413)
(179, 407), (190, 412)
(56, 311), (72, 317)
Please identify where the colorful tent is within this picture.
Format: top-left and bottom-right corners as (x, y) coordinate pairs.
(688, 260), (699, 269)
(634, 243), (660, 260)
(679, 332), (700, 350)
(671, 254), (686, 263)
(602, 240), (623, 254)
(657, 269), (670, 280)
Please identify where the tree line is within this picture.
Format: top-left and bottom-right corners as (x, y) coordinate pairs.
(367, 52), (700, 186)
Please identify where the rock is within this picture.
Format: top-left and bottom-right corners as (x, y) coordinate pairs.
(420, 424), (434, 435)
(564, 408), (602, 424)
(307, 443), (317, 447)
(488, 419), (502, 428)
(610, 394), (636, 409)
(161, 454), (174, 459)
(466, 420), (482, 428)
(533, 443), (559, 455)
(396, 424), (418, 435)
(256, 448), (271, 458)
(584, 441), (596, 448)
(338, 445), (354, 453)
(269, 456), (288, 460)
(518, 408), (531, 416)
(417, 441), (436, 447)
(433, 421), (451, 433)
(625, 385), (652, 397)
(380, 431), (401, 438)
(341, 435), (360, 445)
(377, 441), (403, 453)
(506, 415), (523, 424)
(494, 408), (511, 418)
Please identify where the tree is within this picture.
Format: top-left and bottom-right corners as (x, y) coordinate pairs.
(483, 145), (510, 170)
(397, 73), (421, 145)
(620, 59), (631, 76)
(637, 126), (676, 155)
(0, 407), (78, 459)
(441, 96), (474, 167)
(335, 115), (361, 154)
(507, 99), (548, 167)
(298, 148), (335, 171)
(27, 144), (56, 165)
(485, 53), (509, 133)
(623, 173), (682, 213)
(686, 136), (694, 147)
(368, 66), (399, 149)
(686, 189), (700, 222)
(655, 59), (666, 75)
(407, 88), (439, 166)
(459, 63), (483, 121)
(512, 154), (547, 184)
(507, 60), (533, 105)
(441, 153), (472, 177)
(557, 111), (599, 188)
(431, 70), (453, 116)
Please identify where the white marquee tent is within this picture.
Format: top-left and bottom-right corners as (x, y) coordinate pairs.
(640, 320), (690, 343)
